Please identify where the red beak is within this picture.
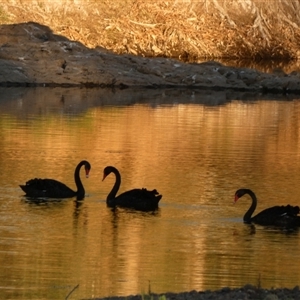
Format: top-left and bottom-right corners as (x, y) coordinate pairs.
(234, 195), (239, 203)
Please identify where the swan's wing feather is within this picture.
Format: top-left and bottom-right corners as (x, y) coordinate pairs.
(252, 205), (300, 226)
(20, 178), (75, 198)
(112, 188), (162, 211)
(273, 215), (300, 228)
(255, 205), (299, 217)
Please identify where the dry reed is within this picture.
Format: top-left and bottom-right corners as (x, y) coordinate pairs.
(0, 0), (300, 61)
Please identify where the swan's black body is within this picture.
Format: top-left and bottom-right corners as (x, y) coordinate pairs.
(20, 160), (91, 199)
(234, 188), (300, 228)
(102, 166), (162, 211)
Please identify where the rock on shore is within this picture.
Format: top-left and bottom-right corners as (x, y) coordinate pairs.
(1, 22), (300, 93)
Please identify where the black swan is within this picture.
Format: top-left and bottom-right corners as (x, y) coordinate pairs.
(234, 188), (300, 227)
(20, 160), (91, 199)
(102, 166), (162, 211)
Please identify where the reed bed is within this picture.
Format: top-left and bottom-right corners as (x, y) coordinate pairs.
(1, 0), (300, 61)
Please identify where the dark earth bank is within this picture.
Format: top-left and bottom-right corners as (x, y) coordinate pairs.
(1, 22), (300, 94)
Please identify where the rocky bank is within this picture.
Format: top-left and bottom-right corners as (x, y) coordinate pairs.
(1, 22), (300, 93)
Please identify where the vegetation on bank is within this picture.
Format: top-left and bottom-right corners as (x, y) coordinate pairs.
(0, 0), (300, 62)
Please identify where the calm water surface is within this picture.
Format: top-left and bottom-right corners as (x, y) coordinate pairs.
(0, 87), (300, 299)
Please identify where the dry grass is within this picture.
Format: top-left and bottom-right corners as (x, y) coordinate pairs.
(1, 0), (300, 61)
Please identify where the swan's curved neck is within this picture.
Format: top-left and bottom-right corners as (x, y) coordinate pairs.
(107, 168), (121, 201)
(243, 189), (257, 223)
(74, 161), (85, 197)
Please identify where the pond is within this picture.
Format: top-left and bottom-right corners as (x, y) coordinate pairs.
(0, 87), (300, 299)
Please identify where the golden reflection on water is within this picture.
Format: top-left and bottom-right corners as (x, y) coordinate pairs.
(0, 89), (300, 299)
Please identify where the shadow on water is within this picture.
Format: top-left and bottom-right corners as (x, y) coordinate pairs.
(21, 196), (67, 205)
(0, 87), (297, 117)
(108, 206), (161, 217)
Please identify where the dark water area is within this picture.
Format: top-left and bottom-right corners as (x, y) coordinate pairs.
(0, 87), (300, 299)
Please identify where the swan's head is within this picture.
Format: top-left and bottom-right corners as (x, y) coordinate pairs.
(102, 166), (117, 181)
(234, 189), (248, 203)
(84, 161), (91, 178)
